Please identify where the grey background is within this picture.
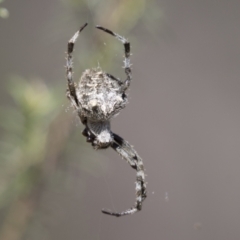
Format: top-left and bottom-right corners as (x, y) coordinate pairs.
(1, 0), (240, 239)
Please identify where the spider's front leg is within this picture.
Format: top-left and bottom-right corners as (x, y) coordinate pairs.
(66, 23), (88, 108)
(96, 26), (132, 92)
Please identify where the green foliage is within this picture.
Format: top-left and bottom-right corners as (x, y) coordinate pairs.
(0, 0), (9, 18)
(61, 0), (161, 31)
(0, 77), (60, 208)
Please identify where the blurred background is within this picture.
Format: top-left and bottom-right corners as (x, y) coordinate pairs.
(0, 0), (240, 239)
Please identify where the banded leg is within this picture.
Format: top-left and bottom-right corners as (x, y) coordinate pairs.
(106, 73), (122, 86)
(66, 23), (88, 107)
(102, 133), (147, 217)
(82, 127), (92, 142)
(96, 26), (132, 91)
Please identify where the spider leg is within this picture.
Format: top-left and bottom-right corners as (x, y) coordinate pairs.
(82, 127), (96, 145)
(102, 133), (147, 217)
(106, 73), (123, 86)
(66, 23), (88, 108)
(96, 26), (132, 92)
(106, 73), (127, 100)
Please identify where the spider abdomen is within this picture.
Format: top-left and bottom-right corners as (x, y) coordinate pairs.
(77, 68), (127, 121)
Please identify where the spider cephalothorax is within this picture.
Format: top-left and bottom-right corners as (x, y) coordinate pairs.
(66, 23), (147, 217)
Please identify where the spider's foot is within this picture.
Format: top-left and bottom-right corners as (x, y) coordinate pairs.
(102, 209), (122, 217)
(101, 208), (138, 217)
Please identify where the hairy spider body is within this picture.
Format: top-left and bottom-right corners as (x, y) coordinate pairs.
(78, 68), (127, 120)
(66, 23), (147, 217)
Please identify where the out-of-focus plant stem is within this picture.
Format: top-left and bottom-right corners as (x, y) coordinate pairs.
(0, 78), (71, 240)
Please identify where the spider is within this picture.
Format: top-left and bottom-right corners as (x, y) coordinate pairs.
(66, 23), (147, 217)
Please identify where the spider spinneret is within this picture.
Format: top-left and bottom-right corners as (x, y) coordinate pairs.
(66, 23), (147, 217)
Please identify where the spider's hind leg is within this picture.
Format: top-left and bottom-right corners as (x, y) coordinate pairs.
(102, 133), (147, 217)
(96, 26), (132, 92)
